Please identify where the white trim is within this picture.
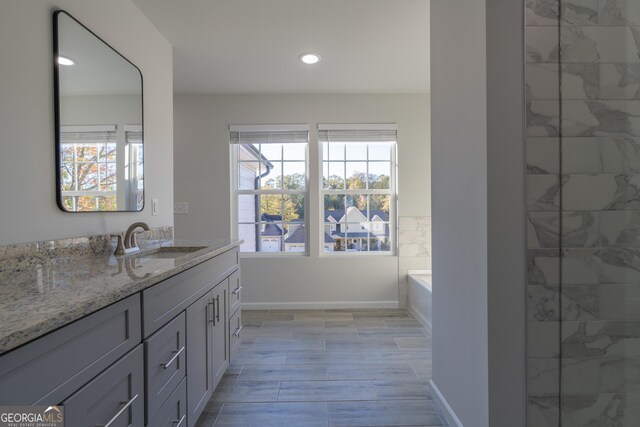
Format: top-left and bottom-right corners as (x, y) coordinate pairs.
(241, 301), (399, 310)
(230, 124), (308, 132)
(409, 306), (431, 332)
(124, 124), (142, 132)
(318, 123), (398, 131)
(428, 381), (464, 427)
(60, 124), (117, 132)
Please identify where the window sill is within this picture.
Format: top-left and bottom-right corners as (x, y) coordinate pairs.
(239, 252), (309, 259)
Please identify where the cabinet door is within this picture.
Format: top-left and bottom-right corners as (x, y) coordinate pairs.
(211, 281), (229, 390)
(229, 308), (242, 362)
(227, 269), (241, 317)
(145, 312), (186, 419)
(63, 345), (144, 427)
(149, 377), (187, 427)
(186, 291), (213, 427)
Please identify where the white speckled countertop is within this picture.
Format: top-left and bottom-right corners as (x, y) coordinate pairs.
(0, 239), (241, 355)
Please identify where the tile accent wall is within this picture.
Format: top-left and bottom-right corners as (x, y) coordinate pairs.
(398, 216), (432, 308)
(527, 0), (640, 425)
(526, 1), (562, 425)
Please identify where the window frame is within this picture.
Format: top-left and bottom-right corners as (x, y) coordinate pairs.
(318, 124), (398, 257)
(59, 125), (118, 212)
(230, 126), (310, 257)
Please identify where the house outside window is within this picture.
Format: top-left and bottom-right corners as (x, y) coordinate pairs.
(230, 125), (309, 254)
(319, 124), (397, 254)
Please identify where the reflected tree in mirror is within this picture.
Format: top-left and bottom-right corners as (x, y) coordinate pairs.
(53, 11), (143, 212)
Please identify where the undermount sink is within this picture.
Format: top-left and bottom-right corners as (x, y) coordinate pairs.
(135, 246), (207, 260)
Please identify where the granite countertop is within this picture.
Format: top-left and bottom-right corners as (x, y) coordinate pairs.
(0, 239), (242, 355)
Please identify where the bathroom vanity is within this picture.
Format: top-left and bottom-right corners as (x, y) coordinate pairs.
(0, 239), (242, 427)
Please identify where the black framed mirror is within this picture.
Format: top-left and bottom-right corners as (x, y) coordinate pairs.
(53, 10), (144, 212)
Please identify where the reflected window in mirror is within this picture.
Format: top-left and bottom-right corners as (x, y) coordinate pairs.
(53, 10), (144, 212)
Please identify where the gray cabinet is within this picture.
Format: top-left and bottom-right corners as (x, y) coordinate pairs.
(228, 269), (241, 316)
(186, 278), (229, 427)
(211, 280), (228, 390)
(63, 344), (144, 427)
(142, 249), (237, 338)
(145, 312), (186, 419)
(229, 308), (242, 361)
(186, 290), (214, 427)
(0, 247), (240, 427)
(0, 294), (141, 406)
(149, 377), (187, 427)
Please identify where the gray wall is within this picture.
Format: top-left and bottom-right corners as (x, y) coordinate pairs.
(173, 94), (430, 308)
(0, 0), (173, 245)
(431, 0), (526, 425)
(486, 0), (527, 425)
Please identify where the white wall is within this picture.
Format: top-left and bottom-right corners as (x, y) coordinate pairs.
(174, 94), (430, 308)
(431, 0), (489, 424)
(430, 0), (526, 426)
(0, 0), (173, 245)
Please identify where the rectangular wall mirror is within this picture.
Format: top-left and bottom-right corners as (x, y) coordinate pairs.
(53, 10), (144, 212)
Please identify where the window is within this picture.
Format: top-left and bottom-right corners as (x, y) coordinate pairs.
(319, 125), (397, 254)
(125, 126), (144, 210)
(60, 125), (118, 211)
(231, 125), (308, 253)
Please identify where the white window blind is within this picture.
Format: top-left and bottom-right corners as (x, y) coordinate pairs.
(60, 126), (117, 144)
(317, 124), (397, 143)
(230, 124), (308, 145)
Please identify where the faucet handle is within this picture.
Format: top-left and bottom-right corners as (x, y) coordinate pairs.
(110, 233), (126, 256)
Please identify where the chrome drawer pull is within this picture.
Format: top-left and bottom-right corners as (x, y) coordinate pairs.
(99, 393), (138, 427)
(161, 346), (185, 369)
(215, 295), (220, 323)
(174, 414), (186, 427)
(233, 324), (243, 338)
(232, 286), (242, 295)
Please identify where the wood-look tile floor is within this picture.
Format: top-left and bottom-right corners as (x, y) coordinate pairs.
(195, 309), (444, 427)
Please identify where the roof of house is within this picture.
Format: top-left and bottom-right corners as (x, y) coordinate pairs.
(324, 207), (389, 222)
(261, 222), (283, 237)
(284, 224), (334, 244)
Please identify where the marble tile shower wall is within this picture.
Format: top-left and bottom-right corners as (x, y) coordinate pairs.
(398, 216), (431, 308)
(527, 0), (640, 426)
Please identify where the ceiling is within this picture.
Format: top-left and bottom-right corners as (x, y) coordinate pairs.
(132, 0), (430, 94)
(58, 12), (141, 96)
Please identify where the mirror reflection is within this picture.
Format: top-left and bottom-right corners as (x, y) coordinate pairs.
(54, 11), (144, 212)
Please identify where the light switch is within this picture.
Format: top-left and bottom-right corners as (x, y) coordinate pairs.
(152, 198), (159, 216)
(174, 202), (189, 215)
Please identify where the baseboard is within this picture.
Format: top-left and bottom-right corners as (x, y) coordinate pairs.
(241, 301), (399, 310)
(409, 305), (432, 333)
(428, 380), (464, 427)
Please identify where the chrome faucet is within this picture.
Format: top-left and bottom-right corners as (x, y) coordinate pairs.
(111, 222), (150, 255)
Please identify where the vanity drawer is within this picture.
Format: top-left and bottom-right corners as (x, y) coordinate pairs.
(0, 294), (141, 405)
(148, 377), (187, 427)
(229, 309), (242, 361)
(142, 248), (238, 337)
(145, 312), (186, 419)
(63, 344), (144, 427)
(227, 269), (241, 317)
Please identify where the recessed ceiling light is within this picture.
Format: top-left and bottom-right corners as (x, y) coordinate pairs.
(299, 53), (321, 65)
(57, 56), (75, 66)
